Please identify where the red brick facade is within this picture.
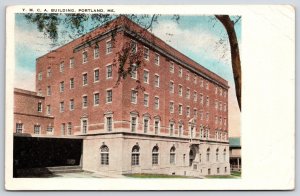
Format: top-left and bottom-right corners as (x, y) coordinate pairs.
(14, 88), (54, 135)
(18, 16), (229, 142)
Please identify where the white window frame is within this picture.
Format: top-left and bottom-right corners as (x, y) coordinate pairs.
(169, 101), (174, 113)
(154, 96), (159, 110)
(106, 39), (112, 54)
(70, 78), (74, 89)
(70, 57), (75, 68)
(154, 53), (160, 66)
(82, 95), (88, 108)
(106, 64), (113, 79)
(60, 101), (64, 112)
(94, 45), (99, 59)
(154, 118), (160, 135)
(154, 74), (160, 87)
(82, 73), (88, 86)
(38, 72), (42, 81)
(130, 64), (138, 80)
(169, 62), (174, 73)
(144, 46), (149, 60)
(81, 118), (88, 134)
(143, 93), (149, 107)
(69, 99), (74, 111)
(94, 68), (100, 82)
(60, 81), (64, 92)
(130, 115), (138, 133)
(169, 81), (174, 93)
(106, 89), (112, 103)
(143, 69), (149, 84)
(94, 92), (100, 106)
(82, 51), (88, 64)
(131, 89), (138, 104)
(104, 113), (113, 132)
(179, 104), (183, 115)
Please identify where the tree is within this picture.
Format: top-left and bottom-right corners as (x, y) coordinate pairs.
(22, 13), (241, 111)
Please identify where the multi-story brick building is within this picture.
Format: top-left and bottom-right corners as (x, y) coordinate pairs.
(14, 16), (230, 177)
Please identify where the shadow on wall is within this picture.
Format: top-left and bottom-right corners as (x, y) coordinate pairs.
(13, 136), (83, 177)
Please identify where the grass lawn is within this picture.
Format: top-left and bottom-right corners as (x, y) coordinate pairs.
(205, 171), (241, 179)
(124, 173), (195, 178)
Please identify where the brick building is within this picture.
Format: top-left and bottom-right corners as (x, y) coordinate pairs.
(14, 16), (230, 177)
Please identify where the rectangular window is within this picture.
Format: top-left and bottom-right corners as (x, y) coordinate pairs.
(37, 102), (42, 112)
(194, 75), (197, 84)
(67, 122), (72, 135)
(94, 46), (99, 59)
(143, 70), (149, 83)
(16, 123), (23, 133)
(224, 103), (227, 112)
(106, 89), (112, 103)
(47, 68), (51, 77)
(170, 152), (175, 164)
(178, 124), (183, 137)
(186, 72), (190, 80)
(200, 94), (204, 104)
(82, 96), (88, 108)
(61, 123), (66, 135)
(194, 109), (197, 117)
(169, 102), (174, 113)
(206, 112), (209, 121)
(169, 81), (174, 93)
(60, 81), (64, 92)
(154, 53), (160, 65)
(200, 111), (203, 120)
(70, 99), (74, 111)
(144, 47), (149, 60)
(206, 96), (210, 106)
(131, 90), (138, 104)
(59, 62), (64, 73)
(193, 91), (197, 102)
(179, 67), (183, 77)
(47, 86), (51, 96)
(106, 117), (112, 132)
(179, 104), (183, 115)
(94, 69), (99, 82)
(131, 40), (137, 53)
(70, 78), (74, 89)
(47, 125), (53, 133)
(60, 101), (64, 112)
(206, 81), (209, 90)
(106, 40), (112, 54)
(200, 78), (204, 87)
(169, 123), (174, 136)
(215, 86), (218, 94)
(143, 118), (149, 133)
(154, 120), (159, 134)
(34, 125), (41, 135)
(46, 105), (51, 115)
(82, 119), (88, 134)
(131, 117), (137, 132)
(186, 106), (190, 117)
(38, 72), (42, 81)
(37, 89), (42, 96)
(106, 65), (112, 79)
(215, 100), (219, 110)
(154, 75), (160, 87)
(178, 85), (183, 96)
(219, 102), (222, 111)
(143, 94), (149, 107)
(83, 73), (88, 86)
(154, 97), (159, 110)
(186, 88), (190, 99)
(94, 93), (99, 106)
(130, 64), (137, 79)
(169, 62), (174, 73)
(70, 57), (75, 68)
(82, 51), (88, 63)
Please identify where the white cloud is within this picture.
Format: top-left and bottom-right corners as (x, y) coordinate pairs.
(152, 20), (231, 64)
(15, 25), (53, 55)
(14, 67), (36, 91)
